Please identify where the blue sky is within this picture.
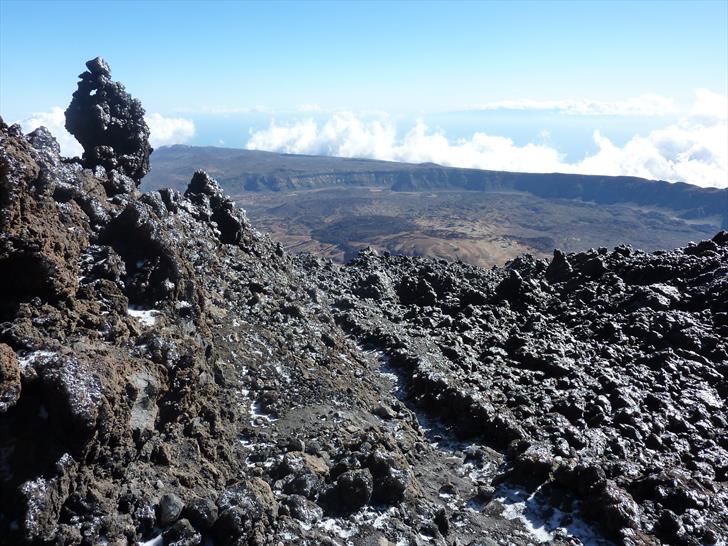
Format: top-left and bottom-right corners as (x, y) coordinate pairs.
(1, 0), (727, 187)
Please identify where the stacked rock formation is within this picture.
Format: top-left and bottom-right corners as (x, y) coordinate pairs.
(64, 57), (152, 192)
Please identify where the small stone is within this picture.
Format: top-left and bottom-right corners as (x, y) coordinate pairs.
(158, 493), (184, 526)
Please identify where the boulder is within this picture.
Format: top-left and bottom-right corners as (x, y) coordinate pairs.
(545, 249), (573, 283)
(327, 469), (373, 513)
(158, 492), (185, 526)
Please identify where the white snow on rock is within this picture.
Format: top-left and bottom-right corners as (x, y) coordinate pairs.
(127, 306), (160, 327)
(316, 507), (398, 542)
(249, 400), (278, 425)
(17, 350), (56, 371)
(495, 485), (610, 545)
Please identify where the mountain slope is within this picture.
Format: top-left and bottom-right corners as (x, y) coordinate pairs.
(1, 60), (727, 546)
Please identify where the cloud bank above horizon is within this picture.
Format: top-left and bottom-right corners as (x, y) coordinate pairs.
(247, 89), (727, 189)
(18, 108), (196, 157)
(14, 90), (727, 190)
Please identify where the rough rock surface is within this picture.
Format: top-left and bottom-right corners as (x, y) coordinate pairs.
(65, 57), (152, 187)
(0, 61), (726, 546)
(308, 239), (728, 545)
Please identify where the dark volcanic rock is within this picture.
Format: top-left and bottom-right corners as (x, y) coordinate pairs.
(545, 248), (573, 283)
(65, 57), (152, 186)
(1, 61), (726, 546)
(326, 469), (374, 514)
(311, 235), (728, 543)
(184, 170), (248, 245)
(0, 343), (21, 413)
(158, 492), (185, 526)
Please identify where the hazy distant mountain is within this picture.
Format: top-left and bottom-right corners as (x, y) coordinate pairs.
(143, 145), (727, 266)
(145, 145), (727, 221)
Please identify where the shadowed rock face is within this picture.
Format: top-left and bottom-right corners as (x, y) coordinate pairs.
(64, 57), (152, 188)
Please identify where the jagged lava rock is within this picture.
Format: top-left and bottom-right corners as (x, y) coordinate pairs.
(314, 232), (728, 544)
(65, 57), (152, 187)
(1, 58), (727, 546)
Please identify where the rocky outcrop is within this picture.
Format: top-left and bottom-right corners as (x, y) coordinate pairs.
(0, 119), (91, 319)
(315, 233), (728, 545)
(0, 62), (462, 545)
(184, 170), (248, 245)
(65, 57), (152, 188)
(1, 60), (726, 546)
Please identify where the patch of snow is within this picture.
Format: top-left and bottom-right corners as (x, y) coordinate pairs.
(275, 363), (291, 383)
(367, 349), (406, 400)
(249, 400), (278, 425)
(17, 350), (56, 371)
(318, 517), (358, 539)
(128, 306), (160, 327)
(495, 485), (610, 545)
(352, 506), (397, 529)
(315, 507), (397, 542)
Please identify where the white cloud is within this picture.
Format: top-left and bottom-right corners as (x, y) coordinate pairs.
(18, 109), (195, 155)
(689, 88), (728, 122)
(246, 90), (727, 188)
(145, 113), (195, 147)
(468, 94), (677, 117)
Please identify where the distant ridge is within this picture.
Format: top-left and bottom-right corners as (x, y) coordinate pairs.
(145, 145), (728, 226)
